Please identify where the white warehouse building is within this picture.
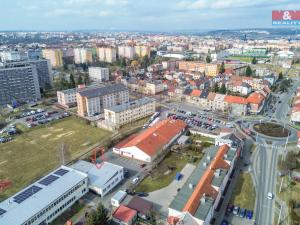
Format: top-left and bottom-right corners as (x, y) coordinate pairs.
(71, 160), (124, 197)
(0, 166), (88, 225)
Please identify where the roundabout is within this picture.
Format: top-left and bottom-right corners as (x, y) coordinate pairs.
(253, 122), (290, 138)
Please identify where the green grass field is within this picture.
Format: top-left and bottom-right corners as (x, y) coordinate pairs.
(136, 150), (203, 193)
(230, 172), (256, 210)
(0, 116), (112, 200)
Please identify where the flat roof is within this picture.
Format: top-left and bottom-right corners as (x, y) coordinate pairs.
(106, 97), (155, 113)
(0, 166), (87, 225)
(78, 83), (127, 98)
(70, 160), (123, 188)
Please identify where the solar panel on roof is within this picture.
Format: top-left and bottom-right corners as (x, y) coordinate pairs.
(13, 185), (42, 204)
(54, 168), (69, 176)
(0, 208), (6, 216)
(38, 175), (59, 186)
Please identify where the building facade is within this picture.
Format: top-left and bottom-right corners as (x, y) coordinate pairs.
(118, 46), (135, 59)
(0, 64), (41, 105)
(76, 84), (129, 117)
(0, 166), (88, 225)
(98, 47), (117, 63)
(57, 88), (77, 108)
(42, 49), (63, 68)
(74, 48), (93, 64)
(88, 67), (109, 82)
(104, 97), (156, 128)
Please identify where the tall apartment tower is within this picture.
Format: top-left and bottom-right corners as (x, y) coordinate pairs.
(97, 47), (117, 63)
(117, 46), (135, 59)
(74, 48), (93, 64)
(5, 59), (53, 90)
(134, 45), (151, 58)
(42, 49), (63, 68)
(0, 64), (41, 105)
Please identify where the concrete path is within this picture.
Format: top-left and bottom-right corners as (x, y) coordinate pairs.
(144, 163), (196, 215)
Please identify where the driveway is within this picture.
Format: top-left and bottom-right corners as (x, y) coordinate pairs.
(144, 163), (196, 215)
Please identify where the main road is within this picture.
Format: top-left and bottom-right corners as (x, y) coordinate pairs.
(252, 138), (279, 225)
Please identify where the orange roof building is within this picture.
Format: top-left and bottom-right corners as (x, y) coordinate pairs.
(246, 92), (265, 105)
(224, 95), (248, 105)
(168, 144), (239, 223)
(113, 119), (186, 162)
(190, 89), (202, 97)
(112, 205), (137, 225)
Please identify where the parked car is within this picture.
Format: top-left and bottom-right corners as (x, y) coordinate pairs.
(226, 204), (234, 214)
(132, 177), (140, 185)
(239, 208), (246, 218)
(124, 170), (130, 178)
(136, 192), (148, 197)
(233, 206), (240, 215)
(246, 210), (253, 220)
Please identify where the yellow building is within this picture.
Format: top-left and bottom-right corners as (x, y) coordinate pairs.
(97, 47), (117, 63)
(178, 61), (219, 77)
(42, 49), (63, 68)
(134, 45), (150, 58)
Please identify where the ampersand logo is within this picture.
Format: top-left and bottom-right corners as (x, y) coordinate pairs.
(283, 11), (292, 20)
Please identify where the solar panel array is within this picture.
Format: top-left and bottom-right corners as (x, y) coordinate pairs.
(0, 208), (6, 216)
(54, 168), (69, 176)
(38, 175), (59, 186)
(13, 185), (42, 204)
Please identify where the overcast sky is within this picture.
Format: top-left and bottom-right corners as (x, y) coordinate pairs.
(1, 0), (300, 31)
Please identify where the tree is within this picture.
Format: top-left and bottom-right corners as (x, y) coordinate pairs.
(251, 57), (257, 64)
(84, 75), (90, 85)
(206, 54), (212, 63)
(69, 74), (76, 88)
(77, 75), (83, 85)
(95, 203), (109, 225)
(86, 210), (97, 225)
(213, 83), (219, 93)
(141, 55), (150, 68)
(120, 58), (126, 68)
(278, 71), (283, 80)
(246, 65), (252, 76)
(220, 83), (226, 94)
(219, 61), (225, 74)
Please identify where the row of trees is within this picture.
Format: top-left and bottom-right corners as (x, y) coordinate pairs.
(54, 73), (89, 91)
(85, 203), (110, 225)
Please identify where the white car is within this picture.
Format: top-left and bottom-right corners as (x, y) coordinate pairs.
(267, 192), (274, 200)
(132, 177), (140, 185)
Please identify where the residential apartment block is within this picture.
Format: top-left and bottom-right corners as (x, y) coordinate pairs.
(76, 84), (129, 117)
(88, 67), (109, 82)
(178, 61), (219, 77)
(118, 46), (135, 59)
(57, 88), (77, 108)
(168, 142), (242, 225)
(97, 47), (117, 63)
(0, 64), (41, 105)
(103, 97), (155, 129)
(74, 48), (93, 64)
(145, 81), (165, 95)
(5, 59), (53, 90)
(42, 49), (63, 68)
(134, 45), (150, 58)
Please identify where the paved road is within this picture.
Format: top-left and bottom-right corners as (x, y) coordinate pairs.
(252, 139), (279, 225)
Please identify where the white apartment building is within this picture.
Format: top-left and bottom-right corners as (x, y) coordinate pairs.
(0, 166), (88, 225)
(71, 160), (124, 197)
(146, 81), (165, 95)
(104, 97), (156, 128)
(98, 47), (117, 63)
(74, 48), (93, 64)
(88, 67), (109, 82)
(118, 46), (135, 59)
(77, 84), (129, 117)
(57, 88), (77, 108)
(0, 51), (21, 62)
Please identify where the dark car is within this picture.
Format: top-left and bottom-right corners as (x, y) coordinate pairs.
(136, 192), (148, 197)
(124, 170), (130, 178)
(226, 204), (234, 214)
(239, 208), (246, 218)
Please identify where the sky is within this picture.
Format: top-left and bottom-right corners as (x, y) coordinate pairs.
(1, 0), (300, 31)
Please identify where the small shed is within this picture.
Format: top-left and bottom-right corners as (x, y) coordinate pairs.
(111, 190), (127, 207)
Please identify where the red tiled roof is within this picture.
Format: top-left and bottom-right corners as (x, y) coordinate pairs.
(190, 89), (202, 97)
(247, 92), (265, 105)
(182, 145), (230, 215)
(116, 119), (186, 157)
(207, 92), (216, 101)
(224, 95), (247, 105)
(112, 205), (137, 223)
